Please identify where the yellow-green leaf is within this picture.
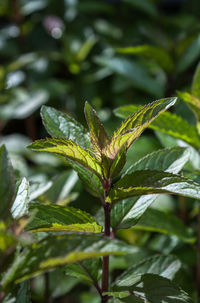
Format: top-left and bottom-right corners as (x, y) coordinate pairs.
(27, 203), (102, 233)
(2, 234), (136, 288)
(28, 138), (103, 179)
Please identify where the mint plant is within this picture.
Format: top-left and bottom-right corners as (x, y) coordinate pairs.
(2, 98), (200, 303)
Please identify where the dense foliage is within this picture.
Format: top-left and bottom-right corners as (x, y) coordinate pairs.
(1, 0), (200, 302)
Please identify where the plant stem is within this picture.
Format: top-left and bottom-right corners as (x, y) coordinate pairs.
(44, 272), (51, 303)
(101, 203), (111, 302)
(197, 205), (200, 297)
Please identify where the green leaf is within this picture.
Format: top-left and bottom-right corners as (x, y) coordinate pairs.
(114, 98), (176, 138)
(176, 34), (200, 74)
(94, 56), (164, 97)
(28, 138), (103, 179)
(2, 234), (137, 288)
(84, 101), (110, 156)
(69, 161), (104, 198)
(111, 274), (192, 303)
(27, 203), (102, 233)
(41, 105), (90, 149)
(65, 258), (101, 284)
(113, 255), (181, 288)
(105, 98), (177, 161)
(0, 145), (15, 220)
(2, 281), (30, 303)
(125, 147), (190, 175)
(177, 91), (200, 121)
(111, 147), (190, 229)
(134, 208), (194, 243)
(114, 104), (200, 149)
(107, 170), (200, 203)
(116, 45), (174, 72)
(11, 178), (30, 219)
(192, 62), (200, 99)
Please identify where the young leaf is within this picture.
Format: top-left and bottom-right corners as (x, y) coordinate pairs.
(11, 178), (30, 219)
(84, 101), (109, 156)
(41, 105), (90, 149)
(27, 203), (102, 233)
(111, 274), (192, 303)
(107, 170), (200, 203)
(113, 255), (181, 288)
(134, 208), (195, 243)
(113, 98), (177, 137)
(111, 147), (190, 230)
(114, 104), (200, 149)
(2, 234), (137, 288)
(104, 98), (177, 162)
(28, 138), (103, 179)
(0, 145), (15, 220)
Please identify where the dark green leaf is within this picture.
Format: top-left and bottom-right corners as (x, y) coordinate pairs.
(65, 258), (101, 284)
(70, 161), (104, 198)
(111, 147), (190, 229)
(27, 203), (102, 233)
(0, 145), (15, 219)
(107, 170), (200, 203)
(111, 274), (192, 303)
(114, 255), (181, 288)
(41, 105), (90, 149)
(84, 101), (109, 156)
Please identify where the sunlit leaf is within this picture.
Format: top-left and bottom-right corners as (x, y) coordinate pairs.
(28, 138), (103, 179)
(114, 104), (200, 149)
(105, 98), (177, 161)
(27, 203), (102, 233)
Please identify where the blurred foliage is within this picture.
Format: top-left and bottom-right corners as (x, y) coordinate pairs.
(1, 0), (200, 302)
